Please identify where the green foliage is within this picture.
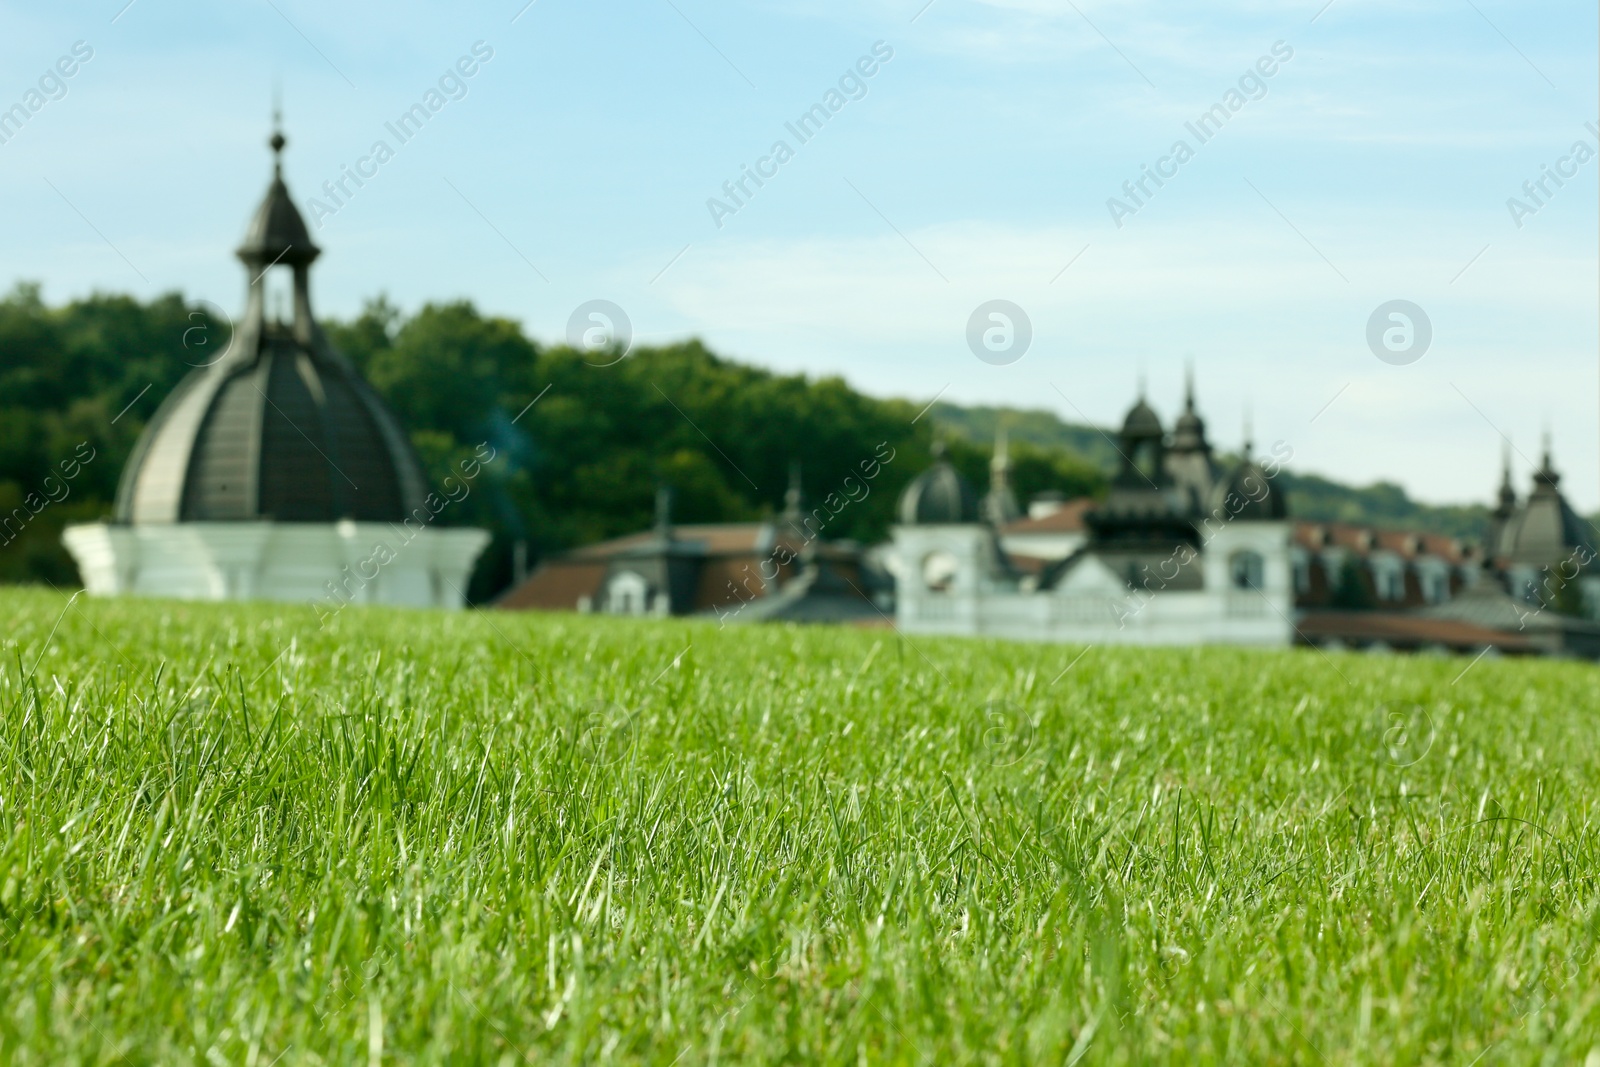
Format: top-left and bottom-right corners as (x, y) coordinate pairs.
(941, 435), (1108, 513)
(1, 289), (967, 599)
(0, 283), (208, 584)
(3, 588), (1599, 1062)
(1, 284), (1493, 604)
(930, 401), (1125, 471)
(1278, 470), (1492, 542)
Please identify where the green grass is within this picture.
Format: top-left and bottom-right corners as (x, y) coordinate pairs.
(2, 587), (1599, 1064)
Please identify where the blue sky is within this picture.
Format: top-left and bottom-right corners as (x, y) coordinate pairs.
(2, 0), (1595, 510)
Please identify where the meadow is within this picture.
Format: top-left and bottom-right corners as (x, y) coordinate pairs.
(1, 585), (1598, 1064)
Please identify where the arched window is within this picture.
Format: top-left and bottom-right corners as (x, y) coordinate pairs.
(921, 550), (958, 593)
(1230, 550), (1264, 590)
(606, 571), (650, 615)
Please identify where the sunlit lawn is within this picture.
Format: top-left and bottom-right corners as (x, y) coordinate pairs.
(2, 586), (1598, 1064)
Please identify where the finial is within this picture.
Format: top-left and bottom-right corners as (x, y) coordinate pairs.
(1137, 368), (1147, 400)
(269, 95), (285, 177)
(1241, 405), (1253, 458)
(1184, 359), (1195, 410)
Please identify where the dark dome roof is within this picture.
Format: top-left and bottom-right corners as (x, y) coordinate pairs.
(237, 135), (320, 269)
(1122, 398), (1163, 438)
(114, 130), (427, 525)
(1209, 457), (1287, 521)
(1170, 367), (1205, 449)
(1171, 406), (1205, 449)
(898, 444), (981, 525)
(1495, 447), (1595, 563)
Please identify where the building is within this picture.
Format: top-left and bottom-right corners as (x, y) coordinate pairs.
(891, 378), (1296, 646)
(62, 126), (488, 608)
(1414, 439), (1600, 659)
(498, 471), (888, 623)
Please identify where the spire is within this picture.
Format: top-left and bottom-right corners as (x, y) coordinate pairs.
(654, 483), (674, 540)
(982, 424), (1021, 525)
(270, 98), (285, 179)
(1184, 359), (1196, 412)
(1496, 438), (1516, 511)
(1535, 431), (1560, 489)
(237, 117), (320, 270)
(782, 461), (803, 523)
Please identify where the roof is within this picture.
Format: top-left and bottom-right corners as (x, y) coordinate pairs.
(1209, 459), (1287, 521)
(235, 132), (320, 268)
(1000, 497), (1095, 535)
(1005, 552), (1052, 576)
(1121, 398), (1163, 438)
(563, 522), (851, 561)
(496, 559), (608, 611)
(1495, 455), (1596, 565)
(1295, 610), (1535, 652)
(1293, 521), (1467, 564)
(113, 129), (427, 525)
(1418, 582), (1600, 636)
(897, 446), (981, 525)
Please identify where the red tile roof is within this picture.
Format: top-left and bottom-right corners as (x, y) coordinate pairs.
(1295, 611), (1532, 652)
(496, 560), (607, 611)
(1001, 497), (1096, 535)
(1293, 521), (1467, 564)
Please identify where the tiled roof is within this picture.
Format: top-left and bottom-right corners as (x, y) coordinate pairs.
(1001, 498), (1096, 535)
(1295, 611), (1532, 652)
(566, 523), (772, 559)
(495, 560), (607, 611)
(1293, 521), (1468, 564)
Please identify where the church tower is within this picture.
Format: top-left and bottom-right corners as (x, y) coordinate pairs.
(64, 123), (490, 609)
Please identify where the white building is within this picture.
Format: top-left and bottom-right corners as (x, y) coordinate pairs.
(892, 380), (1295, 646)
(63, 126), (487, 610)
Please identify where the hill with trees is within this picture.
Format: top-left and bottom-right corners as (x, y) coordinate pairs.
(0, 284), (1505, 599)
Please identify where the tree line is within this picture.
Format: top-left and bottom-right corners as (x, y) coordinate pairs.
(0, 285), (1107, 600)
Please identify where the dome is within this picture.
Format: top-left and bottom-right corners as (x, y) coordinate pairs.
(1170, 366), (1206, 452)
(898, 443), (981, 525)
(1495, 445), (1595, 564)
(1122, 398), (1163, 439)
(114, 128), (428, 525)
(1209, 455), (1286, 521)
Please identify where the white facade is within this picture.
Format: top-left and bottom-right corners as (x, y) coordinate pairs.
(63, 520), (488, 612)
(892, 519), (1294, 646)
(997, 528), (1087, 562)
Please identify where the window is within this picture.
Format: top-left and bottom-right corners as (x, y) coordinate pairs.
(1230, 551), (1264, 590)
(1378, 567), (1403, 601)
(605, 571), (650, 615)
